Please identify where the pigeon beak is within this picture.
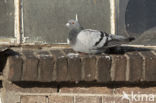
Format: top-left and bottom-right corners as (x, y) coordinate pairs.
(66, 23), (70, 27)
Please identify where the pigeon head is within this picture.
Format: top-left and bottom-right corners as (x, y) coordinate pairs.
(66, 19), (81, 30)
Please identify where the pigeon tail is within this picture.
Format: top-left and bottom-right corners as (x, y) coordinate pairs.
(110, 35), (135, 42)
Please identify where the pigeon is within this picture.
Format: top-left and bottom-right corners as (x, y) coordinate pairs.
(66, 15), (135, 54)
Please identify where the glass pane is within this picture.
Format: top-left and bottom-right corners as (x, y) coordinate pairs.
(117, 0), (156, 45)
(0, 0), (14, 38)
(23, 0), (111, 44)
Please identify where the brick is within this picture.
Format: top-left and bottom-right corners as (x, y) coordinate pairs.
(22, 57), (39, 81)
(38, 57), (54, 82)
(112, 55), (127, 81)
(37, 51), (50, 57)
(50, 49), (65, 58)
(21, 96), (46, 103)
(22, 51), (39, 81)
(97, 55), (111, 82)
(127, 52), (143, 81)
(22, 50), (36, 58)
(60, 87), (113, 94)
(36, 51), (54, 82)
(82, 56), (97, 81)
(63, 49), (76, 55)
(49, 96), (74, 103)
(67, 57), (82, 81)
(114, 87), (156, 103)
(76, 96), (102, 103)
(115, 87), (156, 94)
(56, 57), (68, 81)
(103, 96), (129, 103)
(51, 49), (66, 82)
(6, 56), (23, 81)
(130, 101), (155, 103)
(141, 51), (156, 81)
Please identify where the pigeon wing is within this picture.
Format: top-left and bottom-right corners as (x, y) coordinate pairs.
(76, 29), (108, 50)
(106, 34), (135, 47)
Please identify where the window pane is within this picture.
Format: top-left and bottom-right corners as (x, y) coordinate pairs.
(117, 0), (156, 45)
(23, 0), (111, 44)
(0, 0), (14, 38)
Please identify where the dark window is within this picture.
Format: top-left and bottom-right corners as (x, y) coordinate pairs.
(117, 0), (156, 45)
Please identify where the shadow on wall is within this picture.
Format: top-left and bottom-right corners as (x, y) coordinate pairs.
(0, 49), (19, 73)
(105, 46), (151, 55)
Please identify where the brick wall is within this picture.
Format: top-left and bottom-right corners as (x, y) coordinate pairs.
(3, 47), (156, 82)
(0, 46), (156, 103)
(2, 81), (156, 103)
(19, 86), (156, 103)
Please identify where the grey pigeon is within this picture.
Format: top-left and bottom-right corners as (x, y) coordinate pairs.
(66, 15), (135, 54)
